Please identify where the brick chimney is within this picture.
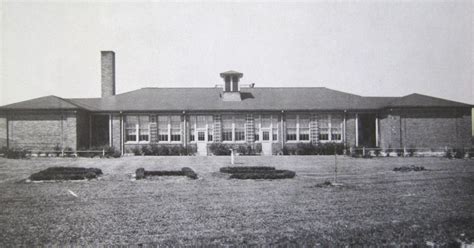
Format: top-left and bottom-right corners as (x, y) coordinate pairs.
(220, 70), (243, 101)
(101, 51), (115, 97)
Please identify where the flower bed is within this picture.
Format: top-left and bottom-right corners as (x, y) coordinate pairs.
(29, 167), (103, 181)
(135, 167), (197, 180)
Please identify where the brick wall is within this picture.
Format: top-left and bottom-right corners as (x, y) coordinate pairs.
(0, 115), (7, 148)
(111, 114), (121, 150)
(345, 113), (357, 147)
(378, 113), (401, 149)
(7, 111), (77, 150)
(399, 108), (471, 149)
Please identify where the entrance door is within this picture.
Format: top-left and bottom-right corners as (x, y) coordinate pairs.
(358, 114), (376, 147)
(196, 130), (208, 156)
(261, 129), (272, 155)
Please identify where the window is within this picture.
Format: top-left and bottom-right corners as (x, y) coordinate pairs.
(189, 115), (214, 142)
(318, 115), (343, 142)
(170, 116), (181, 141)
(138, 116), (150, 141)
(272, 116), (279, 141)
(299, 115), (310, 141)
(286, 115), (297, 141)
(286, 114), (311, 142)
(255, 115), (279, 142)
(234, 115), (246, 141)
(207, 116), (214, 141)
(157, 115), (182, 143)
(222, 115), (233, 141)
(125, 115), (150, 143)
(319, 117), (329, 141)
(158, 116), (169, 142)
(221, 115), (246, 142)
(126, 116), (138, 142)
(331, 116), (342, 141)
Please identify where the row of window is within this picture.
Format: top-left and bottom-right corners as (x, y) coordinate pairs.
(125, 114), (343, 143)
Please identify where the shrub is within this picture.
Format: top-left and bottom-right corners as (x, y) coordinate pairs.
(453, 149), (465, 159)
(145, 170), (185, 176)
(136, 167), (198, 180)
(169, 146), (183, 155)
(141, 145), (154, 156)
(131, 146), (142, 156)
(2, 147), (29, 159)
(29, 167), (102, 181)
(282, 143), (344, 156)
(220, 166), (275, 174)
(135, 168), (145, 179)
(181, 167), (198, 179)
(393, 165), (425, 172)
(209, 143), (231, 155)
(229, 170), (296, 180)
(255, 143), (262, 154)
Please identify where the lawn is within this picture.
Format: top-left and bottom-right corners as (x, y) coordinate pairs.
(0, 155), (473, 246)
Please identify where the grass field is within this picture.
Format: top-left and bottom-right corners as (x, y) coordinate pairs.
(0, 156), (473, 246)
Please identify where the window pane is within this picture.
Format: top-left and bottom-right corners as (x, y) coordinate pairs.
(262, 131), (270, 141)
(126, 128), (137, 142)
(208, 128), (213, 141)
(235, 131), (245, 141)
(222, 115), (233, 128)
(158, 116), (169, 128)
(222, 130), (232, 141)
(272, 128), (278, 141)
(235, 115), (245, 141)
(261, 115), (271, 128)
(196, 116), (206, 129)
(287, 128), (297, 141)
(198, 131), (205, 141)
(299, 128), (309, 141)
(299, 115), (310, 128)
(287, 115), (297, 128)
(331, 116), (342, 141)
(126, 116), (138, 128)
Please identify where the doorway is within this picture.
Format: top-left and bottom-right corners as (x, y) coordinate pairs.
(358, 114), (376, 147)
(90, 115), (109, 148)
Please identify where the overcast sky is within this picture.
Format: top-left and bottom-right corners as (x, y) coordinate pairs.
(1, 1), (473, 106)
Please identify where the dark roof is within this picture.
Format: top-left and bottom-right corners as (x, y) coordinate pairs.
(0, 95), (83, 110)
(1, 88), (471, 112)
(220, 70), (243, 78)
(386, 93), (471, 108)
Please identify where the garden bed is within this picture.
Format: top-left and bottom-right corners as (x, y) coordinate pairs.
(219, 166), (275, 173)
(220, 166), (295, 179)
(393, 165), (425, 172)
(135, 167), (197, 180)
(29, 167), (103, 181)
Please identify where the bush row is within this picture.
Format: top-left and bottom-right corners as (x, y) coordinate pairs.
(0, 147), (29, 159)
(209, 143), (262, 156)
(282, 143), (345, 155)
(77, 145), (121, 158)
(129, 145), (196, 156)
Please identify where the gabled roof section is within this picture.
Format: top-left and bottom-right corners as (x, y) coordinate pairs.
(62, 87), (372, 112)
(386, 93), (471, 108)
(0, 95), (85, 110)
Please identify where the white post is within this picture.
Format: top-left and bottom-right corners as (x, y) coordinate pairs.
(355, 113), (359, 147)
(109, 114), (112, 147)
(230, 149), (234, 165)
(375, 116), (379, 147)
